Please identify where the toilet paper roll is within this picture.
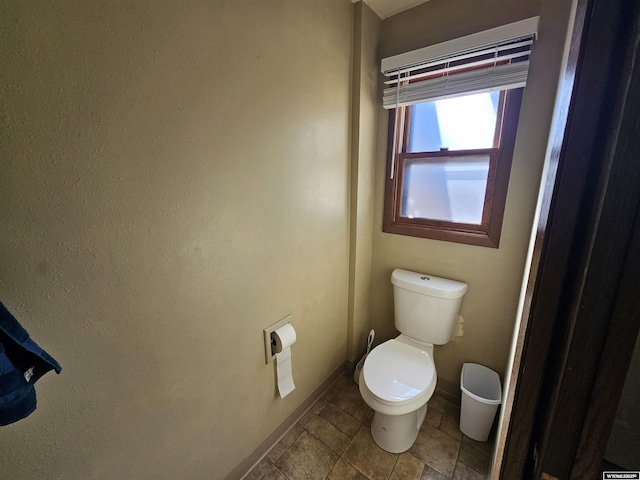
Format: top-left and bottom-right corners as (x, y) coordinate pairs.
(272, 323), (296, 398)
(272, 323), (297, 354)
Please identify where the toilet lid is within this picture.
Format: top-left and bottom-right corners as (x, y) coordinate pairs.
(363, 339), (435, 403)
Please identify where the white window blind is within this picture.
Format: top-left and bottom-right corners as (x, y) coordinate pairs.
(381, 17), (539, 109)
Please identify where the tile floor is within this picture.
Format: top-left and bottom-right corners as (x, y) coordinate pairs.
(244, 373), (493, 480)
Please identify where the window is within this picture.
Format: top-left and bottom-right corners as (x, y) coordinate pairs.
(380, 18), (537, 247)
(384, 88), (523, 247)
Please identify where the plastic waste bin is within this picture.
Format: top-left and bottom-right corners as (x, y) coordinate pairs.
(459, 363), (502, 442)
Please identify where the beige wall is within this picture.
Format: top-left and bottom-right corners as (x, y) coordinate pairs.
(0, 1), (352, 479)
(0, 0), (576, 476)
(347, 2), (381, 363)
(370, 0), (572, 395)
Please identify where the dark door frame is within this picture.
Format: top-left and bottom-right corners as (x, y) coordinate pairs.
(499, 0), (640, 478)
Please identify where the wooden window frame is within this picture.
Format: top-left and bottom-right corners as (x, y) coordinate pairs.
(383, 88), (524, 248)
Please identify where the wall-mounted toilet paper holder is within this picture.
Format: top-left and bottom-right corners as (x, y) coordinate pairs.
(263, 314), (293, 364)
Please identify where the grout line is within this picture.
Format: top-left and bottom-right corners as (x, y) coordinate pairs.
(386, 455), (400, 480)
(239, 372), (344, 480)
(339, 430), (362, 477)
(247, 376), (495, 480)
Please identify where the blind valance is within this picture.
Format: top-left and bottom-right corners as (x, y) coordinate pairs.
(381, 17), (539, 109)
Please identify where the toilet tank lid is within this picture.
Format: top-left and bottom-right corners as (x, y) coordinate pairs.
(391, 269), (468, 299)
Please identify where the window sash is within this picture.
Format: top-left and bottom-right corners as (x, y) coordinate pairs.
(383, 88), (523, 248)
(394, 149), (499, 229)
(405, 90), (505, 152)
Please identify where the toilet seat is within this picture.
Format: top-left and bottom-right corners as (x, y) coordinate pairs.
(362, 339), (435, 407)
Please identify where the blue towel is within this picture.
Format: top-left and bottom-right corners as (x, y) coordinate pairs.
(0, 301), (61, 426)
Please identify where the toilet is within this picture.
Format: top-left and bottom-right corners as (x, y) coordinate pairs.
(359, 268), (468, 453)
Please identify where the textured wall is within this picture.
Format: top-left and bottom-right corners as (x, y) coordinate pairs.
(0, 1), (352, 478)
(370, 0), (572, 394)
(347, 2), (381, 364)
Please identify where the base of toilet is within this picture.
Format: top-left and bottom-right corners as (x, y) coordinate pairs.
(370, 403), (428, 453)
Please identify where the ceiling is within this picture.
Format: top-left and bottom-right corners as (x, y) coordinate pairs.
(356, 0), (430, 19)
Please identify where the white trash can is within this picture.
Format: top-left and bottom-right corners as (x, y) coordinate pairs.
(459, 363), (502, 442)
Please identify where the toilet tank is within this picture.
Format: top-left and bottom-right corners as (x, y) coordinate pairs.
(391, 269), (468, 345)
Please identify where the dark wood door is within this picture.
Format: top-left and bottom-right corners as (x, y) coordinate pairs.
(499, 0), (640, 478)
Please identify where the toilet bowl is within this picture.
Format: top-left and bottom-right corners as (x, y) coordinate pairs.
(359, 335), (436, 453)
(358, 269), (468, 453)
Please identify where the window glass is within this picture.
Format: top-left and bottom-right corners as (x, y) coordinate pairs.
(401, 155), (490, 224)
(408, 91), (500, 152)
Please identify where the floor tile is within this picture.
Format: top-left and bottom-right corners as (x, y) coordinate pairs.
(246, 373), (499, 480)
(427, 395), (448, 413)
(267, 423), (305, 463)
(342, 425), (398, 480)
(420, 465), (449, 480)
(298, 398), (329, 428)
(245, 457), (274, 480)
(332, 384), (373, 423)
(323, 375), (351, 404)
(306, 417), (351, 455)
(457, 441), (489, 475)
(276, 430), (339, 480)
(262, 466), (289, 480)
(462, 434), (492, 456)
(362, 411), (374, 427)
(409, 425), (461, 478)
(328, 459), (368, 480)
(320, 402), (345, 426)
(452, 461), (486, 480)
(425, 406), (444, 428)
(335, 412), (361, 438)
(390, 452), (425, 480)
(440, 403), (462, 440)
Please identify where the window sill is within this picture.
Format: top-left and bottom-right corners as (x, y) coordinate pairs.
(382, 220), (500, 248)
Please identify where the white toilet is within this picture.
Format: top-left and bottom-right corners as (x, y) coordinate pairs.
(359, 268), (468, 453)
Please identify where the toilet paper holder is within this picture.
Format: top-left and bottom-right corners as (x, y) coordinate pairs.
(263, 314), (293, 364)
